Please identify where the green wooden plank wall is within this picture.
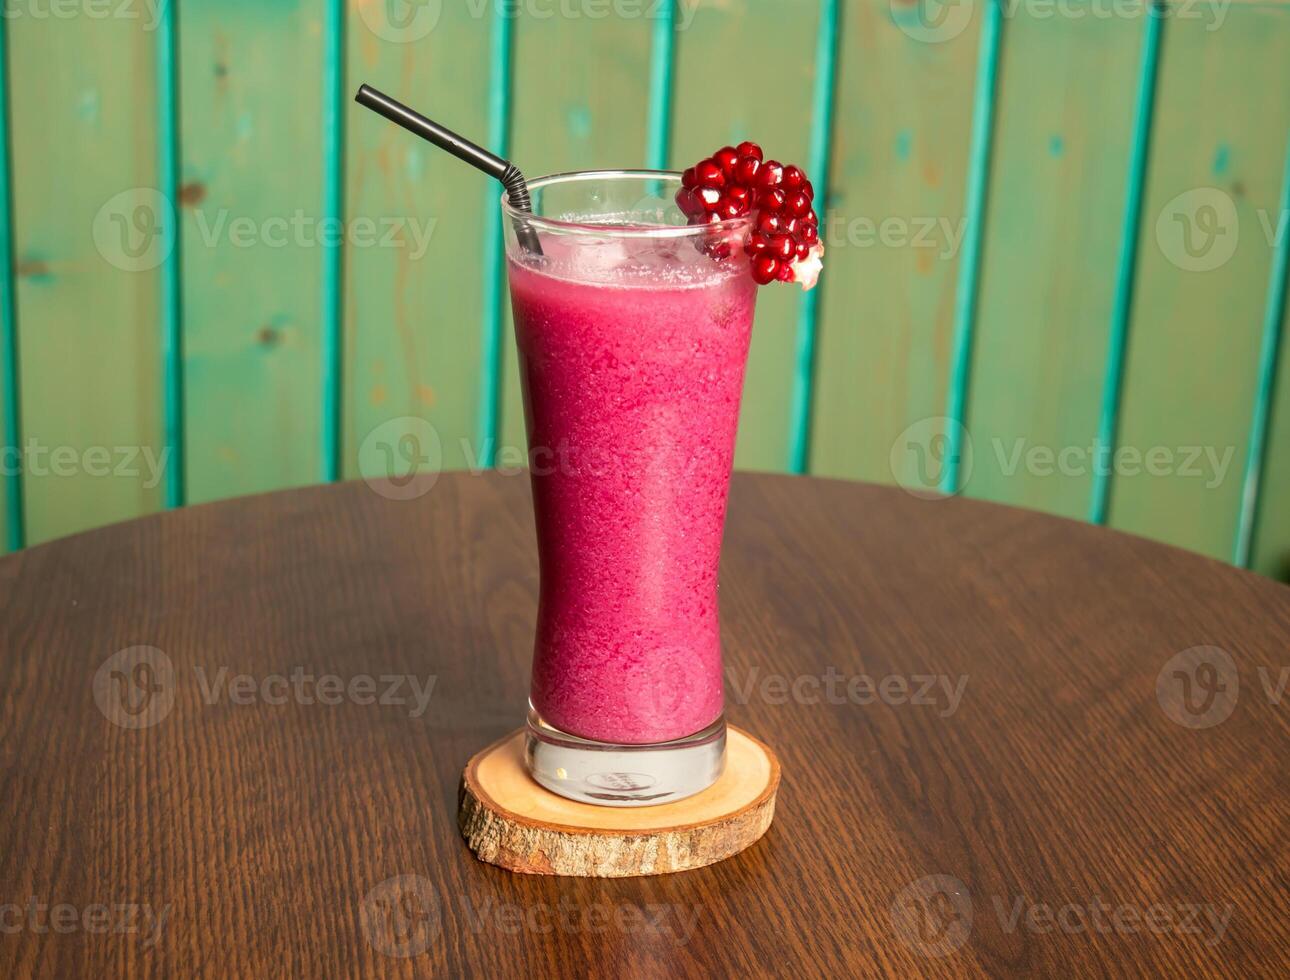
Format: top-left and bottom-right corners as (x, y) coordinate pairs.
(0, 0), (1287, 580)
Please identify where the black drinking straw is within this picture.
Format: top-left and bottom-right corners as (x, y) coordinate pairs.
(354, 84), (543, 255)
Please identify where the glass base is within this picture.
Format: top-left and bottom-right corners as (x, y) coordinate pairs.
(524, 708), (726, 807)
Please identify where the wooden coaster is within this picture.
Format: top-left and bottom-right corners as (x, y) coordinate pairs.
(458, 726), (780, 877)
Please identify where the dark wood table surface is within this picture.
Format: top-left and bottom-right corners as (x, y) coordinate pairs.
(1, 472), (1287, 977)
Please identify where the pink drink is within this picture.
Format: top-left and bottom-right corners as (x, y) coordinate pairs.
(508, 235), (757, 744)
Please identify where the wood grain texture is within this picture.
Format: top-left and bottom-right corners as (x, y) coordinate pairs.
(497, 11), (655, 458)
(0, 472), (1287, 976)
(8, 13), (162, 543)
(809, 0), (981, 487)
(669, 0), (823, 471)
(963, 11), (1142, 519)
(178, 0), (324, 504)
(459, 728), (779, 877)
(1110, 3), (1290, 559)
(342, 1), (493, 479)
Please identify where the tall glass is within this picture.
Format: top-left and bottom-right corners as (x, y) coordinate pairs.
(502, 172), (757, 806)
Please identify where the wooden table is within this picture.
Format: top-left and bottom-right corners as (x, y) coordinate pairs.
(1, 473), (1286, 977)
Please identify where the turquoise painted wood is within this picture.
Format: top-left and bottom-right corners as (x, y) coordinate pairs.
(0, 0), (1288, 582)
(0, 16), (19, 553)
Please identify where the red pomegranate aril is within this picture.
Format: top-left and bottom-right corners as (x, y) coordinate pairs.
(771, 234), (795, 261)
(776, 262), (796, 283)
(745, 231), (772, 255)
(752, 255), (780, 285)
(704, 238), (733, 260)
(803, 180), (815, 201)
(696, 186), (722, 208)
(782, 165), (805, 192)
(755, 161), (784, 190)
(714, 146), (740, 178)
(734, 155), (761, 186)
(682, 167), (698, 190)
(801, 223), (819, 245)
(676, 188), (702, 218)
(787, 191), (813, 218)
(796, 240), (813, 260)
(759, 188), (787, 214)
(727, 185), (752, 209)
(736, 141), (763, 162)
(756, 211), (782, 236)
(718, 197), (745, 219)
(695, 159), (725, 188)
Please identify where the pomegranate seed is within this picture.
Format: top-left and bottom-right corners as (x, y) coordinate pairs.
(801, 223), (819, 245)
(714, 146), (740, 178)
(734, 155), (761, 186)
(756, 161), (784, 189)
(745, 232), (772, 256)
(695, 159), (725, 188)
(681, 167), (697, 190)
(787, 191), (812, 218)
(803, 180), (815, 201)
(736, 141), (763, 162)
(718, 196), (744, 219)
(696, 186), (722, 208)
(759, 188), (787, 213)
(756, 211), (782, 236)
(727, 185), (752, 209)
(752, 256), (780, 285)
(796, 240), (812, 260)
(704, 239), (733, 260)
(676, 189), (702, 218)
(771, 234), (795, 261)
(776, 262), (796, 283)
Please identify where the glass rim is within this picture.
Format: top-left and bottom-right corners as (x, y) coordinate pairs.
(500, 169), (754, 239)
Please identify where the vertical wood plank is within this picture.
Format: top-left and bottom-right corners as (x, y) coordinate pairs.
(1251, 292), (1290, 581)
(477, 3), (516, 466)
(179, 2), (326, 505)
(1109, 2), (1290, 560)
(810, 0), (982, 487)
(645, 0), (677, 171)
(158, 0), (184, 508)
(1089, 2), (1163, 524)
(344, 1), (494, 479)
(10, 13), (162, 544)
(964, 10), (1144, 518)
(940, 0), (1001, 493)
(671, 0), (825, 471)
(497, 9), (655, 459)
(788, 0), (841, 473)
(0, 17), (19, 554)
(1247, 130), (1290, 580)
(322, 0), (347, 482)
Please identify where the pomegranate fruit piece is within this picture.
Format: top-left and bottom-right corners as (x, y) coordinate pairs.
(676, 140), (826, 289)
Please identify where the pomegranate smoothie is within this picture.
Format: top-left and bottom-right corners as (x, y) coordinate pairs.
(508, 235), (757, 745)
